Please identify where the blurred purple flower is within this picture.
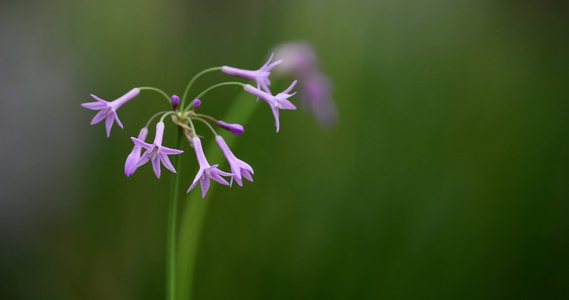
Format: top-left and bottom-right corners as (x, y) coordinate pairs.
(215, 136), (254, 187)
(273, 41), (338, 129)
(81, 88), (140, 137)
(129, 122), (184, 178)
(300, 72), (337, 129)
(221, 53), (282, 93)
(272, 42), (319, 77)
(243, 81), (297, 132)
(187, 136), (232, 198)
(124, 127), (148, 177)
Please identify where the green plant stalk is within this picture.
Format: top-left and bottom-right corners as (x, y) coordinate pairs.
(183, 82), (244, 112)
(139, 87), (173, 104)
(166, 127), (183, 300)
(180, 67), (222, 110)
(177, 92), (259, 300)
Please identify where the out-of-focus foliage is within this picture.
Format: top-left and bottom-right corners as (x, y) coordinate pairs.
(0, 0), (568, 299)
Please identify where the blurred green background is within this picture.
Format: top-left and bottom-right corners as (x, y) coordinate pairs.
(1, 0), (568, 299)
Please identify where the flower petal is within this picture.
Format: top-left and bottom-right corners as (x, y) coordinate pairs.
(105, 114), (115, 137)
(230, 165), (243, 186)
(283, 80), (297, 94)
(211, 164), (233, 177)
(241, 169), (253, 182)
(90, 94), (107, 103)
(210, 171), (230, 186)
(262, 52), (275, 68)
(200, 175), (211, 198)
(113, 112), (124, 129)
(151, 156), (161, 178)
(160, 146), (184, 155)
(187, 169), (204, 193)
(129, 151), (151, 172)
(81, 101), (107, 110)
(160, 152), (177, 174)
(125, 147), (142, 177)
(90, 110), (108, 125)
(267, 59), (283, 70)
(278, 99), (297, 110)
(271, 106), (280, 132)
(131, 137), (152, 149)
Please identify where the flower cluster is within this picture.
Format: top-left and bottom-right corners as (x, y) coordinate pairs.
(81, 54), (297, 198)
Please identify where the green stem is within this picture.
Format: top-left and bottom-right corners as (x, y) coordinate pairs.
(192, 117), (218, 136)
(139, 87), (172, 104)
(160, 111), (177, 123)
(183, 82), (245, 112)
(177, 91), (259, 300)
(166, 127), (183, 300)
(180, 67), (222, 110)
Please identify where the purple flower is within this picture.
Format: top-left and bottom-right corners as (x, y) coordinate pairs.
(216, 121), (244, 135)
(300, 72), (337, 129)
(187, 136), (232, 198)
(129, 121), (184, 178)
(243, 81), (297, 132)
(215, 136), (253, 187)
(272, 41), (338, 130)
(81, 88), (140, 137)
(272, 41), (319, 77)
(221, 53), (282, 92)
(124, 127), (148, 177)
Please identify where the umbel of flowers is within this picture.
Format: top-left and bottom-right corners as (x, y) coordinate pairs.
(81, 54), (297, 198)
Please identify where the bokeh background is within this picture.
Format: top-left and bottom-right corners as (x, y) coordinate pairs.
(1, 0), (568, 299)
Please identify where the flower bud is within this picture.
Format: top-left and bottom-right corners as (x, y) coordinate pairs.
(171, 95), (180, 110)
(216, 121), (244, 135)
(192, 99), (202, 110)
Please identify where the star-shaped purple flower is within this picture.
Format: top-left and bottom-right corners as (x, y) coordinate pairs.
(81, 88), (140, 137)
(221, 53), (282, 93)
(129, 122), (183, 178)
(215, 136), (254, 187)
(187, 136), (232, 198)
(243, 81), (297, 132)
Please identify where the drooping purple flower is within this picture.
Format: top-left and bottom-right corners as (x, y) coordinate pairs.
(81, 88), (140, 137)
(243, 81), (297, 132)
(215, 136), (253, 187)
(129, 121), (183, 178)
(187, 136), (232, 198)
(221, 53), (282, 93)
(124, 127), (148, 177)
(299, 72), (338, 129)
(216, 121), (244, 135)
(171, 95), (180, 111)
